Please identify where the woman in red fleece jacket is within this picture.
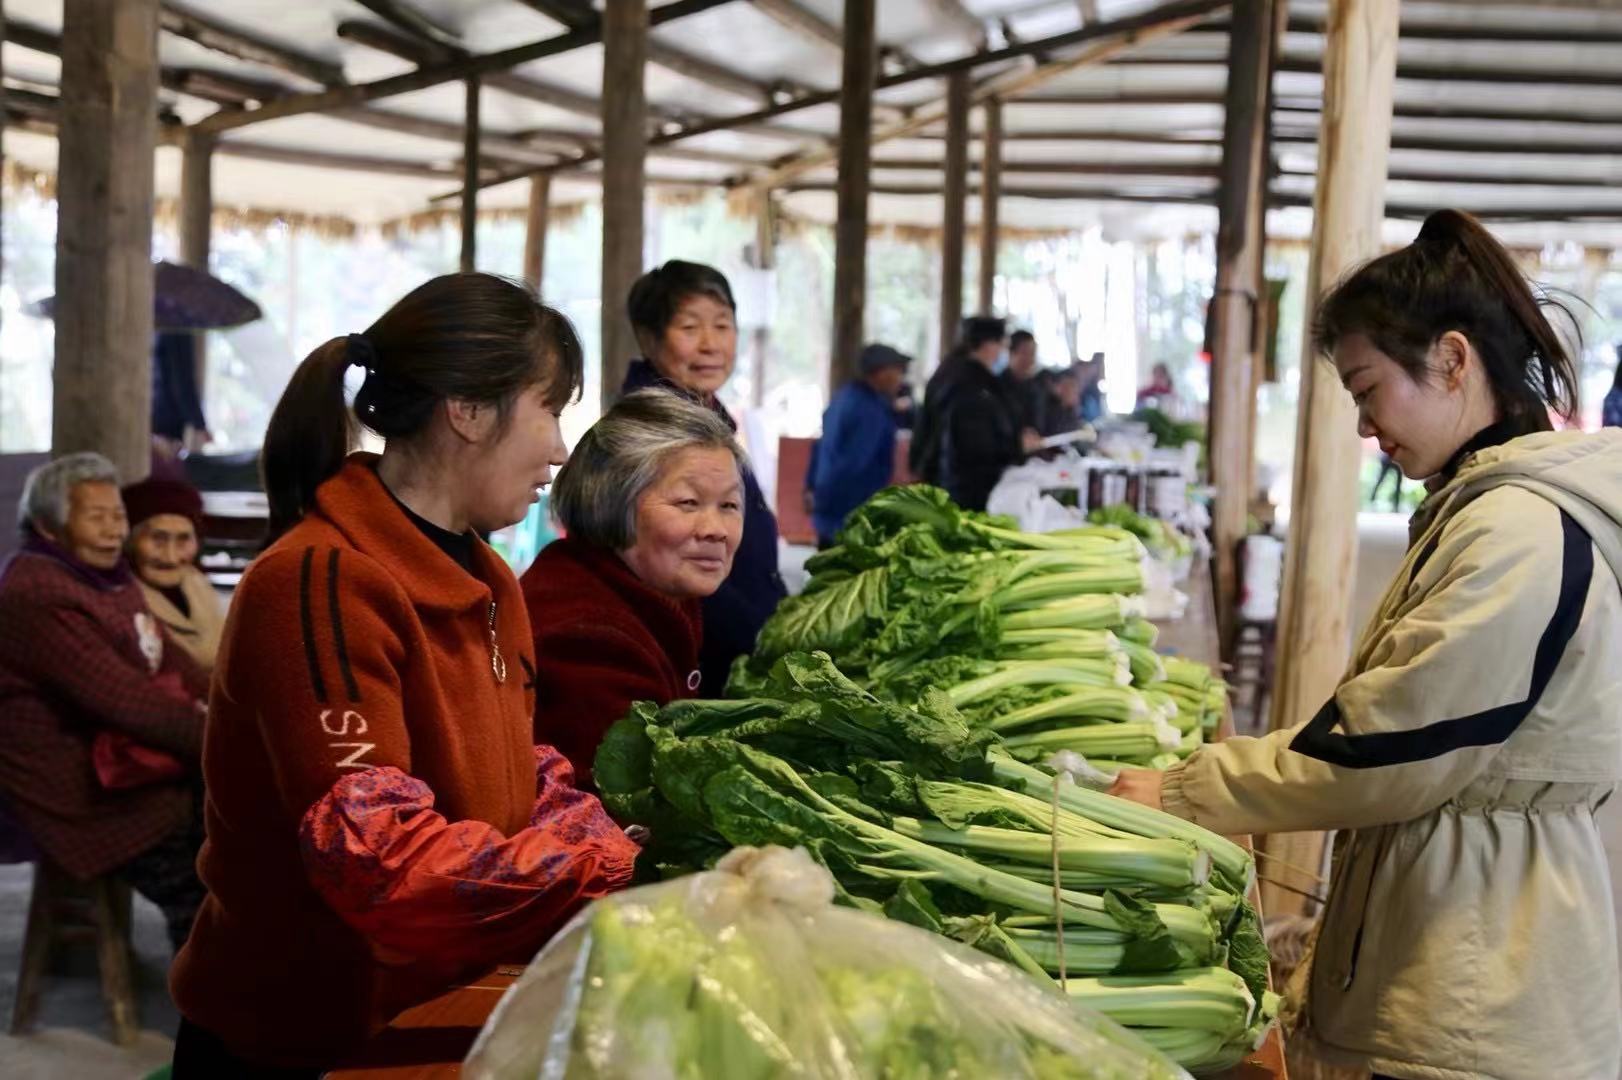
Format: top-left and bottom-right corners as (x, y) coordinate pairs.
(522, 390), (746, 786)
(169, 274), (638, 1077)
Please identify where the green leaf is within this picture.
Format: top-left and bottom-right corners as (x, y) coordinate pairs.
(848, 760), (928, 815)
(882, 879), (945, 934)
(1226, 901), (1271, 1006)
(755, 566), (888, 661)
(701, 764), (867, 856)
(592, 701), (660, 799)
(661, 697), (786, 737)
(1104, 890), (1195, 974)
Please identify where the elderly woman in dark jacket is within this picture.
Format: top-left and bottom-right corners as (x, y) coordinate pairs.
(619, 260), (785, 693)
(0, 453), (208, 949)
(522, 391), (747, 786)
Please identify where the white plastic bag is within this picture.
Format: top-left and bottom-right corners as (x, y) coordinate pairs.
(465, 845), (1191, 1080)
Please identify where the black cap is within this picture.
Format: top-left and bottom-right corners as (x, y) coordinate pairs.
(860, 343), (912, 374)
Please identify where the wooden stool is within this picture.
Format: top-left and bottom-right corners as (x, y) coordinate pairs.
(10, 860), (140, 1045)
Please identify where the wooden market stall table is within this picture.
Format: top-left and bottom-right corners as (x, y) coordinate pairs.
(328, 565), (1287, 1080)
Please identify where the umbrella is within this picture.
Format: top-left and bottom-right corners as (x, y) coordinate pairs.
(27, 260), (263, 331)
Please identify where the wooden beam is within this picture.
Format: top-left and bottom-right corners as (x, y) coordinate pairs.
(978, 98), (1002, 311)
(647, 38), (773, 104)
(180, 128), (214, 405)
(54, 0), (160, 483)
(750, 0), (842, 48)
(751, 191), (775, 409)
(1207, 0), (1284, 663)
(158, 2), (345, 86)
(1263, 0), (1399, 922)
(1078, 0), (1101, 22)
(940, 71), (971, 348)
(509, 0), (593, 29)
(601, 0), (647, 411)
(523, 174), (550, 291)
(462, 75), (479, 273)
(830, 0), (877, 399)
(735, 0), (1230, 195)
(1111, 51), (1622, 88)
(1193, 12), (1622, 45)
(212, 140), (465, 178)
(871, 157), (1219, 178)
(352, 0), (462, 52)
(924, 0), (988, 49)
(788, 180), (1216, 204)
(189, 0), (730, 135)
(441, 0), (1232, 199)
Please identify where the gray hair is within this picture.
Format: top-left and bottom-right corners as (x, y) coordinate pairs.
(552, 389), (747, 549)
(19, 452), (122, 534)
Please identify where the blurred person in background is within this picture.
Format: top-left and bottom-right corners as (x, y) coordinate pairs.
(1605, 349), (1622, 428)
(807, 344), (912, 547)
(123, 477), (226, 674)
(1079, 352), (1107, 423)
(621, 260), (785, 696)
(999, 330), (1046, 432)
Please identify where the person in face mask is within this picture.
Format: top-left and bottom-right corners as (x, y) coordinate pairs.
(122, 478), (226, 675)
(909, 315), (1041, 511)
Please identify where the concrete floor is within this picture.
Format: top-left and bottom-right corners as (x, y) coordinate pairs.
(0, 863), (177, 1080)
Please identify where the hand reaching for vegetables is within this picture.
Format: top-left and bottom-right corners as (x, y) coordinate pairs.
(1109, 768), (1165, 812)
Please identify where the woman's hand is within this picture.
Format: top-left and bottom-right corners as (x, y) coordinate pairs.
(1109, 768), (1165, 812)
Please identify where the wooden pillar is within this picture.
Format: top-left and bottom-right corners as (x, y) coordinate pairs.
(460, 75), (480, 273)
(52, 0), (160, 482)
(179, 129), (214, 412)
(752, 191), (775, 409)
(1207, 0), (1285, 660)
(829, 0), (876, 397)
(977, 97), (1002, 313)
(939, 70), (971, 346)
(522, 174), (550, 291)
(1261, 0), (1398, 920)
(601, 0), (648, 410)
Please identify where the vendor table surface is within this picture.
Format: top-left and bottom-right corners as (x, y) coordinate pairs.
(327, 565), (1287, 1080)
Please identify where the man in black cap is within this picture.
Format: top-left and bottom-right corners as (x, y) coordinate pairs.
(807, 343), (912, 547)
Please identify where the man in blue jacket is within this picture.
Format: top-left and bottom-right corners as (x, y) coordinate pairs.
(807, 344), (911, 547)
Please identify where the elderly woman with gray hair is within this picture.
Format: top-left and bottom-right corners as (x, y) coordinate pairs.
(0, 452), (209, 950)
(521, 390), (746, 786)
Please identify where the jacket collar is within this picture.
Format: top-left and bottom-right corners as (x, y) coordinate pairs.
(17, 530), (134, 591)
(622, 359), (738, 433)
(555, 536), (703, 641)
(1438, 418), (1524, 484)
(310, 454), (506, 614)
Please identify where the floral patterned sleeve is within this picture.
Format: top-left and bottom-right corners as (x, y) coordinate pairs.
(297, 755), (639, 971)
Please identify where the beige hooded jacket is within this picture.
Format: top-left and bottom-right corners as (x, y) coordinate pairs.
(1163, 429), (1622, 1080)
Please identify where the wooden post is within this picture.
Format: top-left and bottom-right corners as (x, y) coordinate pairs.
(1207, 0), (1285, 660)
(752, 191), (775, 409)
(522, 174), (550, 291)
(52, 0), (160, 482)
(829, 0), (876, 397)
(460, 74), (479, 272)
(179, 128), (214, 412)
(939, 70), (970, 347)
(600, 0), (648, 410)
(978, 97), (1002, 313)
(1261, 0), (1399, 920)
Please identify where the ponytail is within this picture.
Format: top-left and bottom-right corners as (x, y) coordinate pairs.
(259, 272), (585, 542)
(1314, 209), (1580, 433)
(262, 338), (354, 541)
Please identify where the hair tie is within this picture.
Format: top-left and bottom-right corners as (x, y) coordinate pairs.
(345, 333), (376, 371)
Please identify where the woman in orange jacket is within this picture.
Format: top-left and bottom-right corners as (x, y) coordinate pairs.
(169, 273), (639, 1076)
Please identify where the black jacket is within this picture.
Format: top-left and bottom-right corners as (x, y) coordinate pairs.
(619, 361), (786, 694)
(914, 358), (1023, 512)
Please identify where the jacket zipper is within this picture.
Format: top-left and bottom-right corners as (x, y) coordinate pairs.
(1338, 830), (1390, 991)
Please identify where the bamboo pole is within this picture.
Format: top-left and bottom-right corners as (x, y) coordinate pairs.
(523, 174), (550, 292)
(940, 71), (970, 349)
(52, 0), (160, 482)
(829, 0), (876, 398)
(1207, 0), (1285, 659)
(978, 98), (1002, 313)
(1261, 0), (1399, 921)
(600, 0), (647, 411)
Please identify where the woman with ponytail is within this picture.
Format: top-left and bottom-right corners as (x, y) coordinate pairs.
(169, 273), (639, 1076)
(1113, 211), (1622, 1080)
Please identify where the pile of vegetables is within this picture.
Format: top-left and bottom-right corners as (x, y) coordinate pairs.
(1088, 505), (1194, 564)
(595, 486), (1269, 1072)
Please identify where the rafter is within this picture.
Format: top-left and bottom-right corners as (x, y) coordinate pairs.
(922, 0), (989, 50)
(158, 2), (345, 86)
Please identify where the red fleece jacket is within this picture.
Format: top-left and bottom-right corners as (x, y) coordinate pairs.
(521, 537), (704, 788)
(169, 457), (637, 1069)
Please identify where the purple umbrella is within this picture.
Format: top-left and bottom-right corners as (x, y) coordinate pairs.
(27, 260), (263, 331)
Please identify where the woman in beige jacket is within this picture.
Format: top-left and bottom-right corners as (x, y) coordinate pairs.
(122, 478), (226, 674)
(1115, 210), (1622, 1080)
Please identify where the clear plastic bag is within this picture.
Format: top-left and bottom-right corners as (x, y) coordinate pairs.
(465, 845), (1191, 1080)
